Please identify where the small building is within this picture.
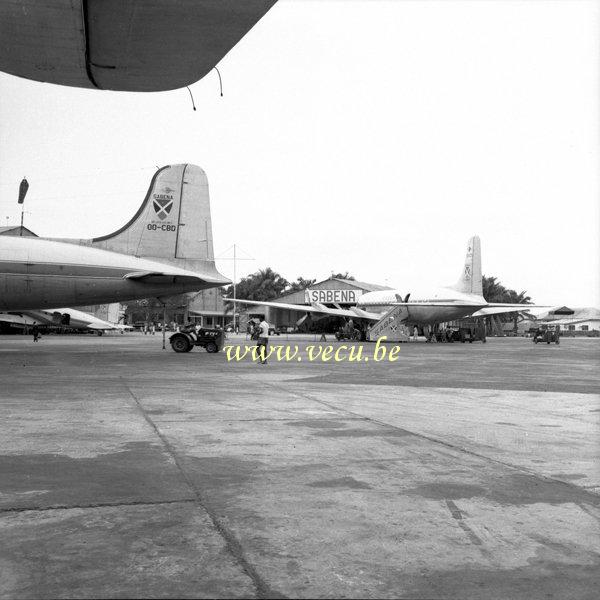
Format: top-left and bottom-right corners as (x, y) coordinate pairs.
(188, 288), (229, 328)
(122, 288), (230, 329)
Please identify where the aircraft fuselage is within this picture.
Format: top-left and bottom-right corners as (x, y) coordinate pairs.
(0, 237), (215, 311)
(358, 286), (486, 326)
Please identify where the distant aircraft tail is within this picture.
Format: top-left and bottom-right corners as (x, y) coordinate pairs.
(450, 235), (482, 296)
(53, 164), (229, 285)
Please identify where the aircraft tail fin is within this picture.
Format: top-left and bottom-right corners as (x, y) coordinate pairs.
(450, 235), (482, 296)
(55, 164), (228, 284)
(91, 164), (213, 261)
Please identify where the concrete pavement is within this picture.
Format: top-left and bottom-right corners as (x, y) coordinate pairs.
(0, 334), (598, 598)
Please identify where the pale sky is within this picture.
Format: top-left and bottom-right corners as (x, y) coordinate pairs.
(0, 0), (598, 307)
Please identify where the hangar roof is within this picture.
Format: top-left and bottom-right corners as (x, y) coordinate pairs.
(549, 306), (576, 315)
(0, 0), (277, 91)
(540, 307), (600, 322)
(0, 226), (38, 237)
(332, 278), (392, 293)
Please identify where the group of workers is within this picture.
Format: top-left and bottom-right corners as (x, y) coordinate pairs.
(248, 318), (270, 364)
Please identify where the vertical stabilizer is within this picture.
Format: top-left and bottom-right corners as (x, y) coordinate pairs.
(451, 236), (482, 296)
(90, 164), (214, 264)
(51, 164), (227, 283)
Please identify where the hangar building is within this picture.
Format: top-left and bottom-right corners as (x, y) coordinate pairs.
(536, 306), (600, 334)
(249, 277), (391, 331)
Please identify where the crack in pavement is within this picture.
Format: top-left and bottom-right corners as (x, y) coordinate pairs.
(0, 498), (196, 515)
(120, 377), (285, 600)
(445, 499), (484, 546)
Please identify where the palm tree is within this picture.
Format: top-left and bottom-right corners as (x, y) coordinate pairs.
(483, 276), (533, 334)
(482, 276), (506, 303)
(504, 289), (532, 334)
(224, 267), (289, 302)
(288, 277), (317, 292)
(505, 289), (532, 304)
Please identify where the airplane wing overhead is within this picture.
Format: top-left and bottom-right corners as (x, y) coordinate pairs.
(0, 0), (277, 91)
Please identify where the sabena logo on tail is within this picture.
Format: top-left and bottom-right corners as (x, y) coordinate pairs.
(152, 195), (174, 220)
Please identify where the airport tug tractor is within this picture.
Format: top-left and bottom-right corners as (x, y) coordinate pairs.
(169, 326), (224, 353)
(532, 325), (560, 345)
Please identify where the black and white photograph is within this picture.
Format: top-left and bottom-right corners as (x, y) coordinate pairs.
(0, 1), (598, 598)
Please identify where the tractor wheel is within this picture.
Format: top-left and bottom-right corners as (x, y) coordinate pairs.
(171, 336), (191, 353)
(205, 341), (218, 353)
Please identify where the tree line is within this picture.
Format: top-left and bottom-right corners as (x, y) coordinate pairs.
(224, 268), (355, 302)
(227, 269), (532, 305)
(482, 276), (531, 305)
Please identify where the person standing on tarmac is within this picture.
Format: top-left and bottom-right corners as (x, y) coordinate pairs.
(32, 324), (40, 342)
(256, 317), (270, 364)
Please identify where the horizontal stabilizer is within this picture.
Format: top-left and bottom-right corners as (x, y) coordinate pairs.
(123, 271), (204, 285)
(123, 271), (157, 280)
